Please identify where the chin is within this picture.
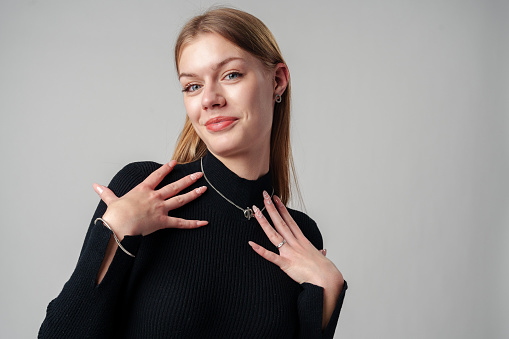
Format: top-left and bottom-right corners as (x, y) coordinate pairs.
(206, 144), (246, 158)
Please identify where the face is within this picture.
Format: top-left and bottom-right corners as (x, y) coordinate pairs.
(178, 33), (277, 161)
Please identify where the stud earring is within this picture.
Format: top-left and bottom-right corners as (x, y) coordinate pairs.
(275, 94), (282, 103)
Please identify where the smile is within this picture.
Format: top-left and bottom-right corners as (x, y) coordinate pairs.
(205, 116), (238, 132)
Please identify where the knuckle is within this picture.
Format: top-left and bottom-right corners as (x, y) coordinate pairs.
(149, 191), (161, 201)
(175, 195), (184, 206)
(155, 201), (166, 211)
(172, 183), (181, 193)
(270, 232), (280, 241)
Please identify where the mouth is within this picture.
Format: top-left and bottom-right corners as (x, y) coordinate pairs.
(204, 116), (238, 132)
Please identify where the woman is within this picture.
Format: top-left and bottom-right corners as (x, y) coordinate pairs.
(39, 7), (346, 339)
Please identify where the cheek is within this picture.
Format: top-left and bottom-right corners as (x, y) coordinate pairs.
(184, 98), (202, 123)
(243, 76), (274, 117)
(253, 84), (275, 124)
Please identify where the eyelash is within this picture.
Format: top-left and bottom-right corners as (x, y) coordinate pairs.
(181, 72), (243, 93)
(225, 72), (243, 80)
(182, 84), (201, 93)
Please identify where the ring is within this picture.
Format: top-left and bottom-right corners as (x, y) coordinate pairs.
(276, 239), (287, 248)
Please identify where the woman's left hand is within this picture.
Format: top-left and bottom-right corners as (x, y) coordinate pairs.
(248, 191), (344, 329)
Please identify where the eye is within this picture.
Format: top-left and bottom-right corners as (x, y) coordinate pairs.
(182, 83), (202, 93)
(224, 72), (243, 80)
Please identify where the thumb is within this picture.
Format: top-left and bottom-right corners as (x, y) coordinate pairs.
(93, 183), (118, 205)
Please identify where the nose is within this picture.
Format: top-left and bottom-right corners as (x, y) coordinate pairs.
(201, 83), (226, 110)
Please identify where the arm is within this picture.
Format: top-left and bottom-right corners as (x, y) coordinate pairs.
(298, 281), (348, 338)
(38, 161), (208, 338)
(248, 193), (347, 339)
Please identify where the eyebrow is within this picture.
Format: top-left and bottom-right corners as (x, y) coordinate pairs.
(178, 57), (243, 79)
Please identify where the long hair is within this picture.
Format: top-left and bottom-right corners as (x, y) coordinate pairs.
(172, 7), (298, 205)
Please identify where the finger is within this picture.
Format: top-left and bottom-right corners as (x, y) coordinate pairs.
(93, 183), (118, 206)
(262, 191), (295, 243)
(248, 241), (288, 268)
(163, 216), (208, 230)
(164, 186), (207, 211)
(158, 172), (203, 199)
(144, 160), (177, 189)
(272, 195), (306, 240)
(252, 205), (286, 247)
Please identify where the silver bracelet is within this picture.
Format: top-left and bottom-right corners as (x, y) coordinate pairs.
(94, 217), (135, 258)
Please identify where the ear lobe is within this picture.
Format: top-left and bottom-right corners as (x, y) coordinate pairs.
(273, 63), (290, 96)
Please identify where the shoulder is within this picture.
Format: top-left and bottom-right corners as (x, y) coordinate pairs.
(287, 208), (323, 250)
(108, 160), (200, 196)
(107, 161), (161, 197)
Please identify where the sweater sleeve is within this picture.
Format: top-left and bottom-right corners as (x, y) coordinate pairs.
(288, 209), (348, 339)
(38, 162), (156, 338)
(298, 281), (348, 339)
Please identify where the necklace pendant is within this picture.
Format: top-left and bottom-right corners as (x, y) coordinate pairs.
(244, 207), (254, 220)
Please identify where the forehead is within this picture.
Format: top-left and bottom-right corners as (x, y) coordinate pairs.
(178, 33), (259, 74)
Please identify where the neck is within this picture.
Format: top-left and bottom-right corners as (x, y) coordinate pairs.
(209, 148), (270, 180)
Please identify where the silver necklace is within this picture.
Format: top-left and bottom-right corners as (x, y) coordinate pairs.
(200, 158), (274, 220)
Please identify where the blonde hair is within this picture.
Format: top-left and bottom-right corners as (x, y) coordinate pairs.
(172, 7), (298, 205)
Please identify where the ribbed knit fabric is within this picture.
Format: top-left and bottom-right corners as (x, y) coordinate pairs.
(39, 152), (347, 339)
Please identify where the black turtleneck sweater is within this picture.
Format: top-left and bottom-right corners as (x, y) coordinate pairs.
(39, 153), (347, 338)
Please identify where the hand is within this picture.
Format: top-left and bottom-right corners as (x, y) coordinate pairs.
(93, 160), (208, 239)
(248, 191), (344, 328)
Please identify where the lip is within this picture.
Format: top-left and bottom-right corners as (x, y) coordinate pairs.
(205, 116), (238, 132)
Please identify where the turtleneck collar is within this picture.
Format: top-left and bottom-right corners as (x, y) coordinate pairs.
(200, 151), (273, 214)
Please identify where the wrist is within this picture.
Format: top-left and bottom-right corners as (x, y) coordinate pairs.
(317, 268), (344, 293)
(101, 210), (129, 240)
(94, 217), (136, 258)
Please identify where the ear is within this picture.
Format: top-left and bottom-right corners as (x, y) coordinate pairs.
(273, 63), (290, 96)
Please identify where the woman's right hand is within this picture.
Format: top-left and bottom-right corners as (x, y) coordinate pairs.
(92, 160), (208, 240)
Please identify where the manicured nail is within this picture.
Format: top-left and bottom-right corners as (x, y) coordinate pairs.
(252, 205), (262, 217)
(95, 184), (104, 195)
(195, 186), (207, 194)
(320, 249), (327, 256)
(248, 241), (260, 250)
(197, 220), (208, 226)
(263, 190), (272, 205)
(190, 172), (202, 180)
(273, 195), (283, 206)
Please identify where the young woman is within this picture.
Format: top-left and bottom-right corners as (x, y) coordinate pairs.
(39, 7), (347, 339)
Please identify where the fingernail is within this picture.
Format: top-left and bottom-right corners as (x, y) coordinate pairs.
(195, 186), (206, 194)
(168, 160), (177, 168)
(263, 190), (272, 205)
(263, 190), (270, 199)
(96, 185), (104, 195)
(273, 195), (283, 206)
(252, 205), (262, 217)
(191, 172), (203, 180)
(197, 220), (208, 226)
(248, 241), (260, 250)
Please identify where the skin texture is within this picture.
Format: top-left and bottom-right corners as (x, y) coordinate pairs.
(178, 33), (287, 180)
(93, 32), (343, 330)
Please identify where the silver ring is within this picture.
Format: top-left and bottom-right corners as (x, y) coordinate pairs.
(276, 239), (287, 248)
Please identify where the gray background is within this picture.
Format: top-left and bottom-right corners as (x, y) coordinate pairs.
(1, 0), (507, 338)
